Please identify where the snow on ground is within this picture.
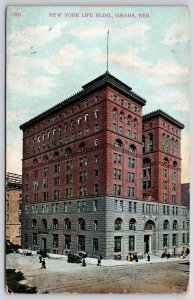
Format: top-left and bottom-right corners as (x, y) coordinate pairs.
(6, 251), (189, 278)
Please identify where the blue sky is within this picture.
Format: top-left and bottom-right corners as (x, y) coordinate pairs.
(6, 6), (190, 182)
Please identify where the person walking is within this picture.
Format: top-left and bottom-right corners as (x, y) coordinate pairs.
(97, 256), (101, 266)
(82, 258), (86, 267)
(41, 259), (46, 269)
(39, 254), (42, 263)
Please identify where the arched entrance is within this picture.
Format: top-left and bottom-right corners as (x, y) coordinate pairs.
(144, 220), (156, 254)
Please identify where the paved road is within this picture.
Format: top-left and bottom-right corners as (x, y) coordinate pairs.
(26, 260), (189, 294)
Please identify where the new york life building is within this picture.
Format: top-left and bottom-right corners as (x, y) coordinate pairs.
(20, 72), (189, 259)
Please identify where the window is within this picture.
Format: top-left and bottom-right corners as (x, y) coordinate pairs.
(173, 220), (178, 230)
(128, 187), (134, 198)
(127, 115), (131, 125)
(115, 218), (122, 230)
(94, 184), (98, 195)
(182, 233), (186, 244)
(94, 169), (98, 178)
(78, 235), (85, 251)
(93, 238), (98, 251)
(129, 219), (136, 231)
(79, 186), (86, 197)
(95, 124), (99, 132)
(163, 205), (166, 215)
(54, 190), (60, 200)
(163, 220), (169, 230)
(129, 145), (136, 153)
(52, 203), (59, 213)
(64, 218), (71, 230)
(80, 171), (87, 182)
(78, 218), (86, 230)
(52, 219), (59, 230)
(85, 113), (89, 123)
(94, 155), (98, 164)
(65, 235), (71, 250)
(66, 174), (73, 184)
(93, 220), (98, 231)
(77, 201), (85, 212)
(53, 234), (58, 248)
(119, 126), (123, 133)
(172, 234), (177, 246)
(128, 158), (135, 168)
(93, 200), (97, 212)
(95, 96), (99, 103)
(95, 109), (99, 118)
(149, 133), (153, 151)
(114, 139), (123, 148)
(163, 234), (168, 247)
(112, 123), (116, 131)
(54, 163), (60, 173)
(94, 139), (99, 146)
(163, 181), (167, 189)
(66, 188), (73, 199)
(42, 219), (47, 229)
(64, 202), (71, 212)
(114, 237), (121, 252)
(54, 177), (60, 186)
(163, 169), (167, 177)
(79, 157), (87, 167)
(43, 167), (48, 176)
(129, 236), (135, 251)
(112, 109), (117, 119)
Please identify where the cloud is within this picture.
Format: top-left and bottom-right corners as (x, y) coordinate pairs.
(181, 132), (190, 183)
(7, 22), (68, 55)
(70, 22), (151, 44)
(7, 44), (82, 96)
(161, 20), (190, 45)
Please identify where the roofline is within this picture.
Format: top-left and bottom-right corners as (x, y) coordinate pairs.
(143, 109), (185, 129)
(20, 72), (146, 130)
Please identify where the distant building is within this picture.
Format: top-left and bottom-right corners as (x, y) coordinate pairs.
(20, 72), (189, 258)
(181, 183), (190, 208)
(6, 173), (22, 245)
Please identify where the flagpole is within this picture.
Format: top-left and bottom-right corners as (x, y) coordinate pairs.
(107, 30), (109, 72)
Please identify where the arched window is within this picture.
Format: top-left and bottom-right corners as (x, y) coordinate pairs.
(85, 114), (89, 123)
(53, 151), (59, 159)
(64, 123), (68, 132)
(33, 159), (38, 166)
(171, 137), (175, 146)
(127, 115), (131, 125)
(142, 135), (145, 153)
(173, 220), (178, 230)
(115, 218), (123, 230)
(163, 157), (169, 164)
(163, 220), (169, 230)
(79, 142), (86, 152)
(58, 126), (62, 135)
(78, 218), (85, 230)
(42, 219), (47, 229)
(173, 161), (177, 168)
(52, 218), (59, 230)
(53, 128), (56, 136)
(144, 220), (155, 230)
(149, 133), (153, 151)
(143, 157), (151, 165)
(129, 218), (136, 230)
(112, 109), (117, 119)
(175, 140), (178, 155)
(129, 144), (136, 153)
(47, 131), (50, 139)
(43, 155), (48, 163)
(95, 109), (99, 119)
(70, 120), (74, 129)
(166, 135), (170, 153)
(32, 219), (37, 229)
(77, 117), (82, 125)
(64, 218), (71, 230)
(42, 133), (46, 141)
(65, 147), (73, 156)
(114, 139), (123, 148)
(37, 136), (41, 143)
(119, 112), (124, 122)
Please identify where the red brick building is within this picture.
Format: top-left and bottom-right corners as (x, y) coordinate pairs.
(20, 72), (188, 258)
(142, 110), (184, 205)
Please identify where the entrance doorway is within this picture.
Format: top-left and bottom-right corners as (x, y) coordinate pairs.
(144, 235), (150, 253)
(41, 237), (47, 249)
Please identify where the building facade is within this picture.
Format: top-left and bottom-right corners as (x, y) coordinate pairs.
(6, 173), (22, 245)
(20, 72), (189, 258)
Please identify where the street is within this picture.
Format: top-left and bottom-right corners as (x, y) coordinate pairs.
(6, 253), (189, 294)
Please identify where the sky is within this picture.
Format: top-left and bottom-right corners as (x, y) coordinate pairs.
(6, 6), (190, 183)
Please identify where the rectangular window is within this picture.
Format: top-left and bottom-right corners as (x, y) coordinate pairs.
(93, 200), (97, 212)
(118, 154), (121, 164)
(118, 185), (121, 196)
(112, 123), (116, 131)
(94, 169), (99, 178)
(133, 202), (137, 213)
(113, 184), (117, 195)
(182, 233), (186, 244)
(114, 237), (121, 252)
(54, 190), (60, 200)
(172, 234), (177, 246)
(163, 181), (167, 189)
(129, 201), (132, 212)
(163, 205), (166, 215)
(54, 177), (60, 186)
(119, 200), (123, 212)
(79, 186), (86, 197)
(54, 163), (60, 173)
(65, 235), (71, 250)
(113, 153), (117, 163)
(94, 184), (98, 195)
(142, 203), (145, 213)
(129, 236), (135, 251)
(95, 124), (99, 132)
(163, 234), (168, 247)
(163, 168), (167, 177)
(93, 238), (98, 251)
(118, 170), (122, 180)
(93, 220), (98, 231)
(43, 192), (48, 201)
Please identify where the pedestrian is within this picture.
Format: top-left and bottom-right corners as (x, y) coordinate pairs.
(41, 259), (46, 269)
(39, 254), (42, 263)
(135, 254), (138, 262)
(131, 254), (133, 261)
(82, 259), (86, 267)
(97, 256), (101, 266)
(147, 254), (150, 262)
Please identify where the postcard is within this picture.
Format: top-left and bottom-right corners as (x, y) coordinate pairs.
(6, 5), (190, 294)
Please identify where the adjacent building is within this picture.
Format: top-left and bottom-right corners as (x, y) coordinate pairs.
(6, 173), (22, 245)
(20, 72), (189, 258)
